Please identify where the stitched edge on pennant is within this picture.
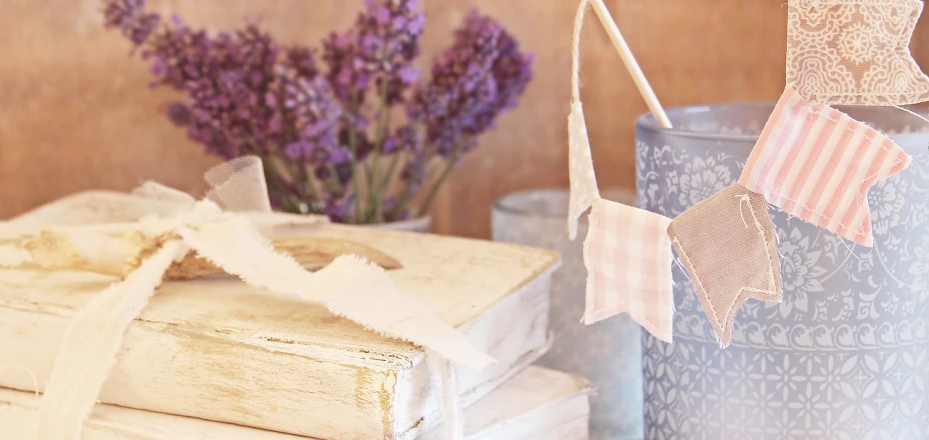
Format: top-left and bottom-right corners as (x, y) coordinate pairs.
(669, 236), (729, 343)
(743, 101), (912, 243)
(739, 194), (783, 304)
(762, 150), (908, 243)
(581, 203), (673, 343)
(668, 195), (782, 346)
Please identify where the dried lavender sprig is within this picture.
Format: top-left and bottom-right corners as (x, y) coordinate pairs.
(394, 10), (533, 218)
(336, 0), (426, 223)
(104, 0), (532, 224)
(103, 0), (160, 47)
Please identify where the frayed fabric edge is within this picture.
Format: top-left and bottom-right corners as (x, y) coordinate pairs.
(35, 240), (186, 440)
(178, 218), (495, 370)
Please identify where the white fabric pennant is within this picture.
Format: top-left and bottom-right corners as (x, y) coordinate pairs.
(567, 0), (601, 240)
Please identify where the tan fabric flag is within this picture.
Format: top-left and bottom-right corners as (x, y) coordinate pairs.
(668, 183), (783, 347)
(787, 0), (929, 105)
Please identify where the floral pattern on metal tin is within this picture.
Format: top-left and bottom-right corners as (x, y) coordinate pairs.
(637, 127), (929, 439)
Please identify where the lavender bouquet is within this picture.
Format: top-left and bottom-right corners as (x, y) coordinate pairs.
(103, 0), (533, 224)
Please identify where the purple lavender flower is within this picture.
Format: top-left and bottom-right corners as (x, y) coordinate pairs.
(164, 101), (192, 126)
(380, 196), (404, 220)
(103, 0), (160, 47)
(407, 10), (501, 159)
(279, 75), (343, 167)
(408, 10), (532, 159)
(332, 159), (354, 186)
(400, 150), (426, 184)
(322, 0), (424, 107)
(463, 14), (534, 138)
(396, 124), (423, 152)
(379, 135), (400, 154)
(143, 18), (289, 159)
(356, 0), (425, 104)
(321, 31), (370, 103)
(142, 17), (213, 90)
(322, 196), (355, 223)
(105, 1), (531, 224)
(282, 46), (319, 79)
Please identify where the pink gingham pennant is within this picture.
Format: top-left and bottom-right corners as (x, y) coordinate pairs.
(740, 86), (912, 247)
(583, 198), (674, 343)
(787, 0), (929, 105)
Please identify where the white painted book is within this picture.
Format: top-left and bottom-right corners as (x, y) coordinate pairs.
(0, 366), (591, 440)
(0, 191), (559, 439)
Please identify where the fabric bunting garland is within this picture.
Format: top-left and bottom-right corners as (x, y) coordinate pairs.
(569, 0), (690, 343)
(740, 86), (912, 247)
(567, 0), (925, 346)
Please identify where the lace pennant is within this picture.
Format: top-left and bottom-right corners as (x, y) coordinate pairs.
(582, 198), (674, 343)
(667, 184), (783, 348)
(740, 86), (912, 247)
(787, 0), (929, 105)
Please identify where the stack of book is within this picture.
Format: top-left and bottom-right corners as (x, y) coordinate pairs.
(0, 191), (591, 439)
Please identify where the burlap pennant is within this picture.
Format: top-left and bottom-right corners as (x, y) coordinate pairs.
(668, 183), (783, 348)
(740, 86), (912, 247)
(787, 0), (929, 105)
(582, 198), (674, 343)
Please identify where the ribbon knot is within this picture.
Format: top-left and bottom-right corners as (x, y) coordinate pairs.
(139, 199), (224, 236)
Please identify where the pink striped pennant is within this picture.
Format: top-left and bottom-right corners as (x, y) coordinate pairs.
(583, 198), (674, 343)
(739, 86), (912, 247)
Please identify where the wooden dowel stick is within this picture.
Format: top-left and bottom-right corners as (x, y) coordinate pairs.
(589, 0), (673, 129)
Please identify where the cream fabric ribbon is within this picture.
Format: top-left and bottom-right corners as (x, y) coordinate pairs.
(0, 156), (485, 439)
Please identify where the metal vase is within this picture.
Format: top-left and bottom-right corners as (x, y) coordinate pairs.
(637, 103), (929, 439)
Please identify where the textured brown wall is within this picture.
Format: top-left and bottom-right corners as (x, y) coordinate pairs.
(2, 1), (928, 238)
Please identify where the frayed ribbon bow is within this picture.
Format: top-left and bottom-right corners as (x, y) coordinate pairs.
(0, 156), (488, 440)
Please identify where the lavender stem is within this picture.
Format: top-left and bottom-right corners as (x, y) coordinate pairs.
(347, 94), (363, 224)
(367, 76), (392, 223)
(418, 140), (464, 217)
(390, 141), (435, 220)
